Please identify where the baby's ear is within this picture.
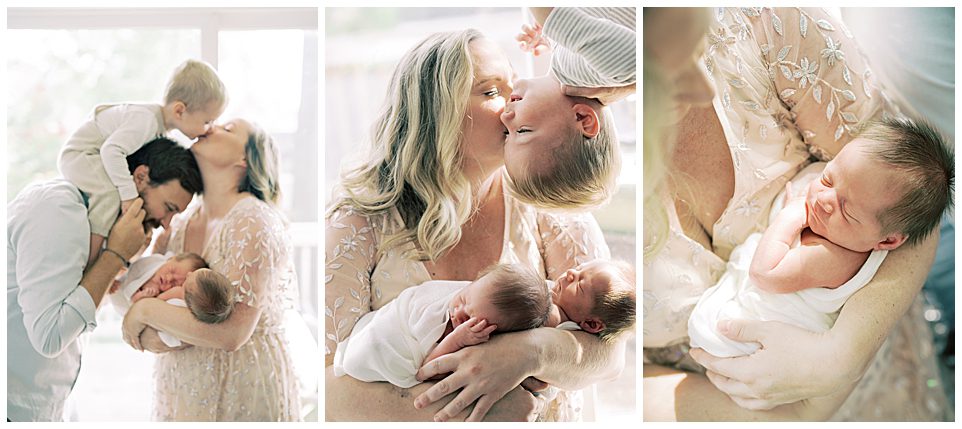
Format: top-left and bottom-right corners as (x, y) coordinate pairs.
(580, 318), (605, 334)
(571, 104), (600, 138)
(875, 232), (908, 251)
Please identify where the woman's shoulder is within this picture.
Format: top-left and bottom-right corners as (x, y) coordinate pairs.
(225, 195), (288, 231)
(326, 203), (401, 236)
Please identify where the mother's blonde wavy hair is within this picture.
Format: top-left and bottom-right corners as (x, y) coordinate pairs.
(241, 121), (281, 206)
(328, 29), (482, 261)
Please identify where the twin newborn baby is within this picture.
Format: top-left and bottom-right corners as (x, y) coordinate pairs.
(333, 260), (636, 388)
(110, 252), (234, 346)
(689, 118), (954, 357)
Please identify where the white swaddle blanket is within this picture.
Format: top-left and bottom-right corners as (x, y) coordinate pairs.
(688, 163), (888, 357)
(333, 280), (466, 388)
(109, 253), (187, 347)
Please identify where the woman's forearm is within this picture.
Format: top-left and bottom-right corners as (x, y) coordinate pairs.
(643, 364), (844, 421)
(828, 232), (937, 382)
(325, 366), (469, 421)
(137, 298), (260, 351)
(529, 327), (626, 390)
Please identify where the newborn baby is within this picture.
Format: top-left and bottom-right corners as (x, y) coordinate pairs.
(110, 252), (235, 346)
(546, 259), (636, 342)
(689, 119), (954, 357)
(333, 263), (551, 388)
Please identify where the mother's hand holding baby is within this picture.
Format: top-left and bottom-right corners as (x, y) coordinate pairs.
(121, 298), (187, 353)
(690, 319), (842, 411)
(414, 331), (544, 421)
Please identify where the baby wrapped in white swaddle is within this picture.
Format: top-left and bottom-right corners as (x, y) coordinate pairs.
(334, 281), (465, 387)
(333, 263), (552, 388)
(110, 252), (235, 347)
(689, 163), (888, 357)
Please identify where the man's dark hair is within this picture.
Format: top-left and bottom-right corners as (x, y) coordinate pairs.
(126, 137), (203, 195)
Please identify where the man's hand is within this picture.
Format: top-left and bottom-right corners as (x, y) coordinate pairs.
(563, 83), (636, 105)
(120, 198), (134, 215)
(106, 198), (146, 260)
(108, 279), (122, 294)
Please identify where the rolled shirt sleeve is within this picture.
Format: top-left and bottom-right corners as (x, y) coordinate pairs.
(9, 181), (98, 358)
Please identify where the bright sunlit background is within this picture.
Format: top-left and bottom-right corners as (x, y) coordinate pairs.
(7, 7), (318, 421)
(326, 7), (636, 422)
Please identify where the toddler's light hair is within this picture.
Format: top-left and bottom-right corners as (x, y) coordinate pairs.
(164, 59), (228, 112)
(507, 106), (621, 209)
(184, 269), (234, 324)
(590, 259), (636, 342)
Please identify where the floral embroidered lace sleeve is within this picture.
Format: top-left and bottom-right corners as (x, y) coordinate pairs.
(747, 7), (894, 159)
(537, 211), (611, 278)
(324, 207), (377, 360)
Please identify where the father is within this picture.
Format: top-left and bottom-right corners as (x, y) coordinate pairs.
(7, 137), (202, 421)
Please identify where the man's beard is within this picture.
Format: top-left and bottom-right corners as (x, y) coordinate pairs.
(144, 219), (161, 231)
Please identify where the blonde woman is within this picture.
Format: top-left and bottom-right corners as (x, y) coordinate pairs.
(122, 119), (302, 421)
(642, 8), (949, 420)
(325, 29), (623, 421)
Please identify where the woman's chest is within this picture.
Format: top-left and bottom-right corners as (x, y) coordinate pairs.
(425, 213), (505, 281)
(179, 213), (227, 258)
(370, 202), (544, 310)
(670, 105), (735, 248)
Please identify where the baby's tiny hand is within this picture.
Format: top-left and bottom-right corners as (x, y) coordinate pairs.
(783, 194), (809, 229)
(783, 181), (795, 206)
(515, 23), (551, 56)
(131, 286), (158, 303)
(455, 316), (498, 347)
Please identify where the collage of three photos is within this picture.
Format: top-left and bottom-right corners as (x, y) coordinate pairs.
(5, 5), (955, 423)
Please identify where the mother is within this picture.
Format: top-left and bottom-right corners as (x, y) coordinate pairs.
(325, 29), (624, 422)
(122, 119), (301, 421)
(643, 8), (949, 420)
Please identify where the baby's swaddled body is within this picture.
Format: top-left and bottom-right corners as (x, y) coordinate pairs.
(333, 281), (464, 388)
(110, 253), (189, 347)
(688, 163), (889, 357)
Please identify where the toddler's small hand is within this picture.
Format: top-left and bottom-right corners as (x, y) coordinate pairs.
(516, 23), (551, 56)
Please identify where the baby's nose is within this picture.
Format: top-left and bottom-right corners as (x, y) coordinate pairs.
(816, 191), (835, 214)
